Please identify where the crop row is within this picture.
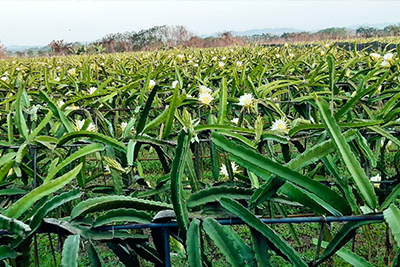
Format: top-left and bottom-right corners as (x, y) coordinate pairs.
(1, 43), (400, 266)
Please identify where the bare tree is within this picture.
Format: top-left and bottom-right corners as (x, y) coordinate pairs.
(48, 39), (72, 55)
(0, 41), (6, 58)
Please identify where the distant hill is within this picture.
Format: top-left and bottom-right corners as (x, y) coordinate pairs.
(202, 28), (304, 38)
(231, 28), (304, 37)
(6, 45), (44, 52)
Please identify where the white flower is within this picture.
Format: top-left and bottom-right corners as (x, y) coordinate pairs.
(380, 139), (392, 148)
(231, 162), (238, 173)
(54, 77), (60, 82)
(220, 162), (239, 177)
(320, 51), (325, 56)
(212, 56), (217, 61)
(104, 165), (110, 173)
(383, 53), (394, 61)
(230, 49), (234, 52)
(148, 80), (156, 90)
(380, 60), (391, 68)
(238, 93), (254, 108)
(370, 53), (381, 61)
(324, 43), (331, 48)
(73, 119), (85, 131)
(218, 61), (225, 68)
(231, 118), (239, 125)
(0, 76), (8, 81)
(172, 80), (179, 89)
(289, 53), (295, 58)
(3, 71), (9, 76)
(66, 104), (79, 110)
(87, 122), (97, 132)
(271, 118), (289, 134)
(16, 67), (20, 71)
(67, 68), (76, 76)
(236, 61), (243, 67)
(89, 87), (97, 95)
(276, 54), (280, 58)
(370, 174), (381, 188)
(198, 92), (214, 105)
(177, 54), (184, 60)
(29, 104), (41, 115)
(193, 63), (199, 67)
(121, 122), (128, 132)
(199, 85), (212, 94)
(220, 164), (228, 177)
(57, 100), (65, 108)
(73, 119), (97, 132)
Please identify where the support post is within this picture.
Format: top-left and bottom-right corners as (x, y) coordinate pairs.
(163, 227), (171, 267)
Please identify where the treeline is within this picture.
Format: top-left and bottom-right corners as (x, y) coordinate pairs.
(2, 24), (400, 57)
(46, 25), (245, 56)
(246, 25), (400, 43)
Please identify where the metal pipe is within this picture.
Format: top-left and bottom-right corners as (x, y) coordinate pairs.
(32, 146), (37, 188)
(163, 227), (171, 267)
(0, 214), (385, 236)
(93, 214), (384, 231)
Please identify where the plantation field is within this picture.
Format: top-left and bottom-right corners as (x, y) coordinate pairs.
(1, 41), (400, 266)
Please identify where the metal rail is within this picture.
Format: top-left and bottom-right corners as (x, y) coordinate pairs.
(94, 214), (384, 232)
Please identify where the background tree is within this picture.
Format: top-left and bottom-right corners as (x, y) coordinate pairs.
(356, 27), (379, 38)
(384, 24), (400, 36)
(48, 39), (72, 55)
(0, 40), (6, 58)
(316, 27), (350, 39)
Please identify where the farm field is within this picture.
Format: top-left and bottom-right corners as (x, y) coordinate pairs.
(1, 40), (400, 266)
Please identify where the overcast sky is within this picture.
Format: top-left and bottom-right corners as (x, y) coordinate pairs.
(1, 1), (399, 47)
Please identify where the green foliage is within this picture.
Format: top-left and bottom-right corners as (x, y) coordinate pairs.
(1, 42), (400, 266)
(316, 97), (378, 209)
(220, 198), (308, 266)
(187, 219), (202, 267)
(62, 235), (80, 267)
(170, 130), (190, 239)
(70, 196), (172, 220)
(314, 240), (374, 267)
(202, 218), (247, 267)
(4, 163), (82, 219)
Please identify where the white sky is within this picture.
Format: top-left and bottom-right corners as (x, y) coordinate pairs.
(0, 1), (399, 46)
